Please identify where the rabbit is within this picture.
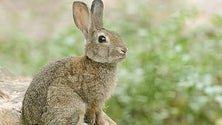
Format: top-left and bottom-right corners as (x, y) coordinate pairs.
(21, 0), (127, 125)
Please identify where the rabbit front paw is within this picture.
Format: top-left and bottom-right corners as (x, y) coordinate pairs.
(103, 119), (117, 125)
(101, 112), (117, 125)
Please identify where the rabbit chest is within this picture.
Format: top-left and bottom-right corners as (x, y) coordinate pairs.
(66, 56), (118, 105)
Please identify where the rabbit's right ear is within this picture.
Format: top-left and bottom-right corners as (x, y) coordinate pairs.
(91, 0), (104, 29)
(73, 2), (91, 38)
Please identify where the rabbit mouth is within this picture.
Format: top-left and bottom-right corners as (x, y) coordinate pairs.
(119, 55), (127, 60)
(119, 54), (127, 59)
(112, 49), (127, 62)
(111, 54), (127, 63)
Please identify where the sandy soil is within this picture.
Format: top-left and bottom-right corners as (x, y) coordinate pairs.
(0, 68), (30, 125)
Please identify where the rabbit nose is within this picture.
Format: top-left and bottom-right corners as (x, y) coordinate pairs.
(121, 48), (127, 54)
(118, 47), (127, 54)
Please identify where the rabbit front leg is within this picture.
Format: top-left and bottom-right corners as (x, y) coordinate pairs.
(95, 110), (106, 125)
(84, 107), (96, 125)
(84, 106), (106, 125)
(95, 110), (117, 125)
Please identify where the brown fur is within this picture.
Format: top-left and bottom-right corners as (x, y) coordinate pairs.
(21, 0), (127, 125)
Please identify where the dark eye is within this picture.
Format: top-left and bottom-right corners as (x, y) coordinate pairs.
(98, 35), (106, 43)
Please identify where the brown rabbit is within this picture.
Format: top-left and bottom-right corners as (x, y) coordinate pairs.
(21, 0), (127, 125)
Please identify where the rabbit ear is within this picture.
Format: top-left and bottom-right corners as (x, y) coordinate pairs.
(73, 2), (91, 37)
(91, 0), (104, 29)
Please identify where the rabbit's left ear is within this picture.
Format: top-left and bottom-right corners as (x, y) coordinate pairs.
(91, 0), (104, 29)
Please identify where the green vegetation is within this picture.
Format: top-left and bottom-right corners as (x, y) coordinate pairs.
(105, 8), (222, 125)
(1, 1), (222, 125)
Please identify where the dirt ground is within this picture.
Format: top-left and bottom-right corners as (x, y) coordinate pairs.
(0, 68), (30, 125)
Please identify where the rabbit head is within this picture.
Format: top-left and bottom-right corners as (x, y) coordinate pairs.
(73, 0), (127, 63)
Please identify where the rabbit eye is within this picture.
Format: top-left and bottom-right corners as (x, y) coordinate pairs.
(98, 35), (106, 43)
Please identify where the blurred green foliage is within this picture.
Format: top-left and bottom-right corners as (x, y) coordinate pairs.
(1, 1), (222, 125)
(106, 7), (222, 125)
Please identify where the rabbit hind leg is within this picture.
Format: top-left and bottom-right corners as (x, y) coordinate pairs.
(42, 86), (87, 125)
